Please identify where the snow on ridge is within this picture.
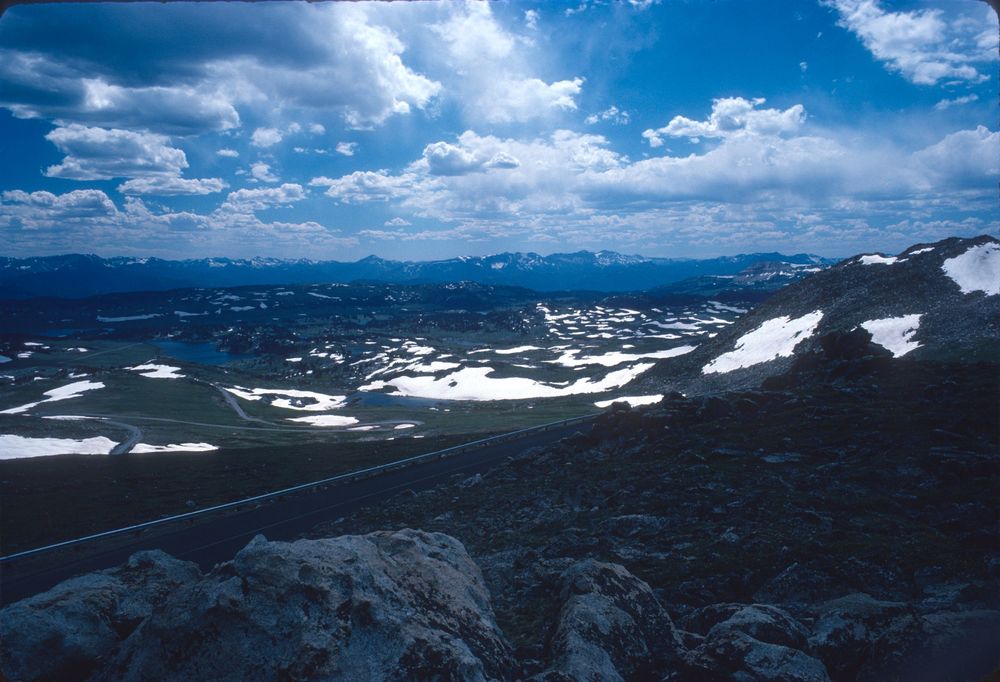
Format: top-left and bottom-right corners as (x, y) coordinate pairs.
(0, 380), (105, 415)
(908, 247), (935, 256)
(861, 314), (922, 358)
(942, 242), (1000, 296)
(703, 310), (824, 375)
(858, 254), (901, 266)
(594, 394), (664, 409)
(0, 434), (118, 459)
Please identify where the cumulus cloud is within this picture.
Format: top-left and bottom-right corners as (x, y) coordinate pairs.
(311, 171), (413, 204)
(0, 3), (440, 133)
(118, 177), (228, 196)
(44, 125), (188, 181)
(431, 3), (584, 123)
(524, 9), (539, 30)
(825, 0), (998, 85)
(216, 148), (239, 158)
(384, 217), (411, 226)
(250, 162), (279, 183)
(1, 187), (355, 257)
(585, 106), (630, 125)
(423, 141), (482, 176)
(335, 142), (358, 156)
(222, 183), (307, 211)
(642, 97), (805, 147)
(251, 127), (283, 148)
(912, 126), (1000, 189)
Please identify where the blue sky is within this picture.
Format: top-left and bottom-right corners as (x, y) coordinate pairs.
(0, 0), (996, 260)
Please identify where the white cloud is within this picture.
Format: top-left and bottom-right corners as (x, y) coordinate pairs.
(642, 97), (805, 147)
(335, 142), (358, 156)
(216, 148), (240, 158)
(585, 106), (630, 126)
(431, 2), (584, 123)
(799, 61), (808, 72)
(422, 141), (482, 176)
(44, 125), (188, 180)
(384, 217), (411, 226)
(0, 3), (441, 133)
(222, 183), (307, 211)
(312, 171), (413, 204)
(912, 125), (1000, 189)
(524, 9), (539, 30)
(309, 123), (326, 135)
(251, 127), (284, 148)
(825, 0), (998, 85)
(118, 177), (228, 196)
(1, 187), (356, 257)
(934, 94), (979, 111)
(250, 162), (279, 183)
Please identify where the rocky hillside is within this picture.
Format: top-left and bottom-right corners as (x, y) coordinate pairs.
(3, 345), (997, 681)
(642, 235), (1000, 396)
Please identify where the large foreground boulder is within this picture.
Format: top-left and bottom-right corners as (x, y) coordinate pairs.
(2, 530), (514, 682)
(535, 559), (685, 681)
(0, 550), (201, 682)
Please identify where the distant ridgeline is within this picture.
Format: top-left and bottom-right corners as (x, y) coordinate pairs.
(0, 250), (833, 299)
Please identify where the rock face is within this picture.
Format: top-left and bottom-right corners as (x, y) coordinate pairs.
(537, 560), (684, 681)
(1, 530), (514, 682)
(681, 604), (831, 682)
(0, 550), (200, 682)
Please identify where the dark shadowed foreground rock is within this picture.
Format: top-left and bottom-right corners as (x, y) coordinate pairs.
(1, 530), (514, 682)
(534, 559), (684, 681)
(0, 550), (200, 682)
(681, 604), (831, 682)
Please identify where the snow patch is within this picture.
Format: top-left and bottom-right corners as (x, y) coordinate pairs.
(0, 434), (118, 458)
(129, 363), (185, 379)
(594, 394), (664, 409)
(360, 364), (654, 401)
(858, 254), (899, 266)
(224, 386), (347, 411)
(286, 415), (359, 427)
(942, 242), (1000, 296)
(132, 442), (218, 453)
(703, 311), (824, 374)
(861, 314), (922, 357)
(1, 380), (106, 415)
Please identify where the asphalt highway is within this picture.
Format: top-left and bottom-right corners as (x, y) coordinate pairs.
(0, 418), (593, 606)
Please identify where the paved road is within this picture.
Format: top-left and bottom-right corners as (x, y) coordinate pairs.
(107, 419), (143, 455)
(0, 419), (593, 606)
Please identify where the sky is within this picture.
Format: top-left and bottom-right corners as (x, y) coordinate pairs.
(0, 0), (996, 261)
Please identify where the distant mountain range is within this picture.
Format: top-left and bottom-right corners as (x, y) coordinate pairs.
(0, 251), (833, 299)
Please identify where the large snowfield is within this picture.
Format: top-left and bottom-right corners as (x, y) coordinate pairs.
(703, 311), (824, 374)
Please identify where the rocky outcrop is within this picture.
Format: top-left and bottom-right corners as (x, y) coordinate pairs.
(681, 604), (830, 682)
(535, 560), (684, 681)
(1, 530), (514, 682)
(0, 550), (200, 682)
